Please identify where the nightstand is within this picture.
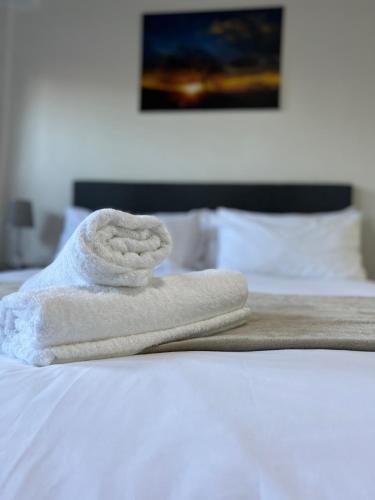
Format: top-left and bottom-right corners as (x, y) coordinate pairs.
(0, 264), (44, 272)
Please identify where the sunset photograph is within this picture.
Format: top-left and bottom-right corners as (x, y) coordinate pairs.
(140, 7), (283, 111)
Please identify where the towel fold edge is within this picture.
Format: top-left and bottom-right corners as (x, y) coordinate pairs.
(14, 305), (251, 366)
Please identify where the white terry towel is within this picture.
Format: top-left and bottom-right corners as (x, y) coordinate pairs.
(22, 208), (172, 290)
(0, 271), (250, 366)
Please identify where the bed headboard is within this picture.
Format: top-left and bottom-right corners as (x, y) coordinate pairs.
(74, 181), (352, 213)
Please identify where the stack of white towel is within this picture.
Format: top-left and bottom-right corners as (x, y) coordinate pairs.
(0, 209), (250, 366)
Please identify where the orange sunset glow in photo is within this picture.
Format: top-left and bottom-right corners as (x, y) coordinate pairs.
(140, 8), (283, 111)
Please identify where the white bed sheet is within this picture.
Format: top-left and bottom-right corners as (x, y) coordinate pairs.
(1, 350), (375, 500)
(0, 268), (42, 283)
(245, 272), (375, 296)
(1, 268), (375, 499)
(2, 267), (375, 296)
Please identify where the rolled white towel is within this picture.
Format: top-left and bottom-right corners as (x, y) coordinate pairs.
(0, 270), (250, 366)
(22, 208), (172, 290)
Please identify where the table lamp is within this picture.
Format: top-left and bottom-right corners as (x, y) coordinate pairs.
(8, 199), (34, 267)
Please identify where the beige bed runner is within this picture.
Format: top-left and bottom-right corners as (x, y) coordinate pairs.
(1, 283), (374, 354)
(146, 292), (375, 354)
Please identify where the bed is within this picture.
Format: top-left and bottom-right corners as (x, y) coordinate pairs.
(1, 182), (375, 500)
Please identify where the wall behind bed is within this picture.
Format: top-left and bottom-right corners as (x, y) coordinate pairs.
(0, 6), (11, 254)
(2, 0), (375, 275)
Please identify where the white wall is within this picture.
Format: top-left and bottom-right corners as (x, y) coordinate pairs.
(4, 0), (375, 273)
(0, 6), (12, 263)
(0, 9), (6, 169)
(0, 9), (6, 130)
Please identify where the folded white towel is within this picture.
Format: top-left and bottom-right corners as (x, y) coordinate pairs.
(22, 208), (172, 290)
(0, 271), (250, 366)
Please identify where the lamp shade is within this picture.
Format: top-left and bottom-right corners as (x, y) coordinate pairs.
(8, 199), (34, 228)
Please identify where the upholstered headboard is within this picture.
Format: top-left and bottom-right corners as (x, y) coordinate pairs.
(74, 181), (352, 214)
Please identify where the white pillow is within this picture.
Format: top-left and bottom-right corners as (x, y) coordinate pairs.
(155, 210), (206, 270)
(198, 208), (219, 269)
(55, 206), (91, 255)
(56, 206), (206, 270)
(216, 207), (366, 280)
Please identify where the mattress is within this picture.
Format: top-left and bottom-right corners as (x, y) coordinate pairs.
(1, 349), (375, 500)
(1, 270), (375, 499)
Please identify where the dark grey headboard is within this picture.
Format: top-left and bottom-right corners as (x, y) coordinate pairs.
(74, 181), (352, 213)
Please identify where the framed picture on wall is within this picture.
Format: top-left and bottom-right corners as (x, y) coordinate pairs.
(140, 7), (283, 111)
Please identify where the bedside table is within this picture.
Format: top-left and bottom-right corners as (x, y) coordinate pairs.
(0, 262), (47, 272)
(0, 265), (33, 271)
